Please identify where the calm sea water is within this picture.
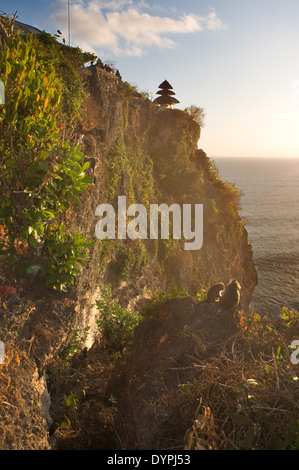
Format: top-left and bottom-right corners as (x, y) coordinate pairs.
(213, 157), (299, 318)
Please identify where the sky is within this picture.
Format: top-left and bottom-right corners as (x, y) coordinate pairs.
(2, 0), (299, 158)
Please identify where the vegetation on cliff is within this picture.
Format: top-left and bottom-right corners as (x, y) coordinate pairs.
(1, 19), (296, 452)
(48, 295), (299, 450)
(0, 16), (255, 297)
(0, 29), (94, 291)
(102, 96), (255, 299)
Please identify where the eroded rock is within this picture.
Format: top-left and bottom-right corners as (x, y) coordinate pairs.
(115, 297), (239, 449)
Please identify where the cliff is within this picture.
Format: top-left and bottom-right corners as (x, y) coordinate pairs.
(0, 34), (262, 450)
(71, 64), (257, 311)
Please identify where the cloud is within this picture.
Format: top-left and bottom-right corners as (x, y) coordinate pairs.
(49, 0), (226, 56)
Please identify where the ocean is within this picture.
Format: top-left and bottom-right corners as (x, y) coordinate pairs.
(213, 157), (299, 319)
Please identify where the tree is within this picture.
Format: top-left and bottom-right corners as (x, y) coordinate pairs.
(0, 11), (18, 48)
(184, 105), (205, 127)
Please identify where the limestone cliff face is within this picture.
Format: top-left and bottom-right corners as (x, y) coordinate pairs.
(68, 65), (257, 323)
(1, 64), (256, 355)
(0, 64), (257, 449)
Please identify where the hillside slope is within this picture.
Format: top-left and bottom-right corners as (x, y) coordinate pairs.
(0, 31), (260, 450)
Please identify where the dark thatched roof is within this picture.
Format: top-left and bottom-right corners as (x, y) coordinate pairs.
(156, 89), (176, 96)
(153, 95), (180, 105)
(158, 80), (173, 90)
(154, 79), (180, 106)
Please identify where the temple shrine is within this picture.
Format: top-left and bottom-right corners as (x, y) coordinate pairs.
(153, 80), (180, 108)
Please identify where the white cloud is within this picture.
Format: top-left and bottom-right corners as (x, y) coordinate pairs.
(99, 0), (134, 10)
(50, 0), (226, 56)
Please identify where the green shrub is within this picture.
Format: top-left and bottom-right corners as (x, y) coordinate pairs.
(112, 240), (149, 280)
(96, 285), (141, 352)
(42, 225), (93, 291)
(141, 285), (189, 318)
(0, 32), (93, 290)
(35, 31), (96, 119)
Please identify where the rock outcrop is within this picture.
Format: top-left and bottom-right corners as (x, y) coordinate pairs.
(114, 297), (239, 449)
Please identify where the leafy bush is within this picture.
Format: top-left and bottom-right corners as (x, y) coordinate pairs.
(184, 105), (205, 127)
(42, 225), (93, 291)
(34, 31), (95, 120)
(96, 285), (141, 352)
(0, 32), (93, 289)
(141, 285), (189, 318)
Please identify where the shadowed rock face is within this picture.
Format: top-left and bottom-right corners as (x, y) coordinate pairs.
(115, 297), (239, 450)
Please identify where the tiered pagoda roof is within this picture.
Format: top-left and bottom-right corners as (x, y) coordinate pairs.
(153, 80), (180, 108)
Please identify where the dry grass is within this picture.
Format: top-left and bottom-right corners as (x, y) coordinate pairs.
(0, 342), (21, 411)
(180, 311), (299, 450)
(47, 344), (121, 449)
(47, 309), (299, 450)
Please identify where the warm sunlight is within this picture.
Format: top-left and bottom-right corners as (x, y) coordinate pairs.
(0, 0), (298, 454)
(2, 0), (299, 157)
